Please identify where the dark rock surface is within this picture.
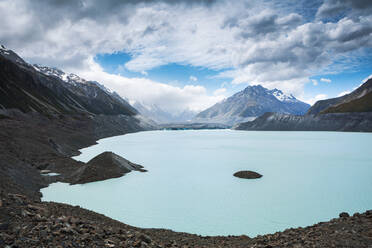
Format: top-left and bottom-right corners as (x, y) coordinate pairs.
(71, 152), (146, 184)
(233, 170), (262, 179)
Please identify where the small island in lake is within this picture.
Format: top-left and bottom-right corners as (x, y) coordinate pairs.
(233, 170), (262, 179)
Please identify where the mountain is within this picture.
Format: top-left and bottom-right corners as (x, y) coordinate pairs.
(194, 85), (310, 125)
(0, 45), (156, 130)
(0, 45), (139, 117)
(307, 78), (372, 115)
(133, 101), (197, 124)
(234, 78), (372, 132)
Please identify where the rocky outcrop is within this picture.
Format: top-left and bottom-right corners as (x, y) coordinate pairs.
(71, 152), (146, 184)
(233, 170), (262, 179)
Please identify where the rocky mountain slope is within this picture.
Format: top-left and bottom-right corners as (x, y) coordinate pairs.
(235, 78), (372, 132)
(0, 45), (139, 117)
(307, 78), (372, 115)
(234, 112), (372, 131)
(322, 91), (372, 113)
(194, 85), (310, 125)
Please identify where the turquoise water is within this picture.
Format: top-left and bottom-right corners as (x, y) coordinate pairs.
(41, 130), (372, 237)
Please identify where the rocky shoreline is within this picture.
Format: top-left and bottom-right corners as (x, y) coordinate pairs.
(2, 191), (372, 247)
(1, 112), (372, 247)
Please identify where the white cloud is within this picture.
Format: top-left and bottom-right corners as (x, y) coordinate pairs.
(213, 88), (227, 96)
(141, 70), (148, 76)
(77, 58), (224, 112)
(311, 79), (318, 86)
(189, 75), (198, 81)
(306, 94), (328, 105)
(320, 78), (331, 83)
(1, 0), (372, 109)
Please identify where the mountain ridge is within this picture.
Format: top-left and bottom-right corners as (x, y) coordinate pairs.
(0, 45), (138, 117)
(307, 78), (372, 115)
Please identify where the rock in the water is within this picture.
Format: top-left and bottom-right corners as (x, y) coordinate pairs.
(233, 170), (262, 179)
(71, 152), (146, 184)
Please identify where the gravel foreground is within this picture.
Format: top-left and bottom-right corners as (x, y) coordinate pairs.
(1, 193), (372, 248)
(1, 113), (372, 247)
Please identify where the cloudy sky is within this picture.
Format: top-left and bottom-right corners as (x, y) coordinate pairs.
(1, 0), (372, 112)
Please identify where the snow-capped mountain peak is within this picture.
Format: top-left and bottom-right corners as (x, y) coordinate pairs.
(33, 64), (88, 86)
(0, 44), (9, 52)
(32, 65), (127, 106)
(67, 73), (86, 84)
(33, 64), (65, 78)
(0, 45), (11, 56)
(0, 45), (26, 64)
(194, 84), (310, 125)
(268, 88), (298, 102)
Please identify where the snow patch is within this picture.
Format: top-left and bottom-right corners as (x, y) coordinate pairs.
(269, 89), (298, 102)
(0, 44), (9, 51)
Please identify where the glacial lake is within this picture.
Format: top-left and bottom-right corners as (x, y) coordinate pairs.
(41, 130), (372, 237)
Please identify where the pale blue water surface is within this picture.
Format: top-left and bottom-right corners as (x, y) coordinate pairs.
(41, 130), (372, 237)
